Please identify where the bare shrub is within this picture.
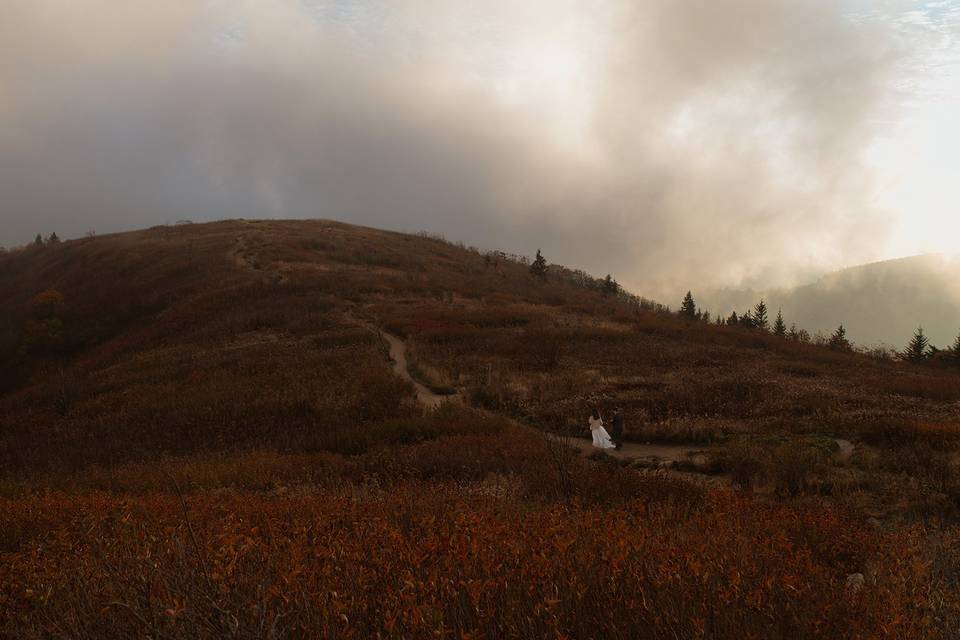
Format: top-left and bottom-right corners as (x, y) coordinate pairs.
(716, 440), (769, 489)
(771, 440), (828, 497)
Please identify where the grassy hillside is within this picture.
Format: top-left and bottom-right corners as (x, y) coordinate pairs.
(2, 219), (960, 638)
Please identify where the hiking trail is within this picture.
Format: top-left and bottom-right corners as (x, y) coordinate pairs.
(360, 319), (856, 469)
(379, 330), (462, 409)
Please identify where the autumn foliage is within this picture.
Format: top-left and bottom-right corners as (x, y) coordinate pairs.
(2, 220), (960, 637)
(0, 483), (946, 639)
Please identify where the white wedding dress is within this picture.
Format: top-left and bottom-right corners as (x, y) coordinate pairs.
(589, 416), (616, 449)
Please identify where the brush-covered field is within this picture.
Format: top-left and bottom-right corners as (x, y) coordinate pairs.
(2, 220), (960, 638)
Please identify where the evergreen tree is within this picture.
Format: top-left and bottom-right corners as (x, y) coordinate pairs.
(701, 310), (711, 324)
(829, 325), (851, 351)
(950, 331), (960, 364)
(529, 249), (548, 280)
(753, 299), (769, 331)
(904, 326), (931, 362)
(788, 323), (799, 340)
(739, 311), (755, 329)
(680, 291), (697, 319)
(46, 232), (60, 245)
(601, 274), (618, 296)
(726, 311), (739, 326)
(34, 234), (43, 247)
(716, 316), (724, 326)
(773, 308), (786, 337)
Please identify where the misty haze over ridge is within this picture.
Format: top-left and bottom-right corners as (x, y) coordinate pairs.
(2, 1), (959, 300)
(700, 253), (960, 349)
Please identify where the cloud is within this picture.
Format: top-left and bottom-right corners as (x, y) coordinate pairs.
(0, 1), (911, 299)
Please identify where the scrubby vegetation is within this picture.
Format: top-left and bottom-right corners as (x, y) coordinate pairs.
(2, 219), (960, 637)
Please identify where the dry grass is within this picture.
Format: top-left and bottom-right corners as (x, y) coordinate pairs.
(3, 219), (960, 636)
(0, 485), (946, 639)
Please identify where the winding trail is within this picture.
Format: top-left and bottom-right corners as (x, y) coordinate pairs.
(559, 438), (710, 465)
(379, 330), (461, 409)
(370, 321), (712, 465)
(364, 319), (856, 469)
(230, 228), (287, 285)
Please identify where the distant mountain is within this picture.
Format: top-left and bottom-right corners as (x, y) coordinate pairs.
(700, 254), (960, 349)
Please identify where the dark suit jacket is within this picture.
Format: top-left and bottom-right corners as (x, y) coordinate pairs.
(610, 413), (624, 437)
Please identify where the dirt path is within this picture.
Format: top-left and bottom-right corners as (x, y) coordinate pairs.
(371, 322), (710, 464)
(379, 330), (461, 409)
(229, 230), (287, 285)
(557, 436), (709, 465)
(364, 323), (857, 468)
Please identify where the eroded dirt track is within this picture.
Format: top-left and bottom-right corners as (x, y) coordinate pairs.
(379, 330), (461, 409)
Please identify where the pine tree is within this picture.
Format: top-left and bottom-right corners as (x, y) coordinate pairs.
(680, 291), (697, 319)
(904, 326), (931, 362)
(701, 310), (711, 324)
(34, 234), (43, 247)
(601, 274), (618, 296)
(727, 311), (739, 326)
(740, 311), (755, 329)
(46, 232), (60, 245)
(753, 299), (769, 331)
(773, 308), (786, 337)
(529, 249), (548, 280)
(716, 316), (724, 326)
(950, 331), (960, 365)
(829, 325), (851, 351)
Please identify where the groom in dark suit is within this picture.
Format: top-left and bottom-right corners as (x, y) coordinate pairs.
(610, 407), (625, 450)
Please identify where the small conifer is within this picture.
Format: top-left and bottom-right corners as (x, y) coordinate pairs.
(904, 326), (931, 362)
(829, 325), (851, 351)
(773, 309), (786, 337)
(680, 291), (697, 319)
(753, 299), (769, 331)
(602, 274), (618, 296)
(529, 249), (548, 280)
(950, 331), (960, 365)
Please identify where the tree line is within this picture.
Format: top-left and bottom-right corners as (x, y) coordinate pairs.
(526, 250), (960, 367)
(526, 249), (668, 313)
(0, 230), (101, 255)
(680, 289), (960, 366)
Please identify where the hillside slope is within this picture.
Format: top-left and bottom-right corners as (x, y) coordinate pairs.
(3, 219), (958, 474)
(2, 219), (960, 638)
(0, 219), (640, 472)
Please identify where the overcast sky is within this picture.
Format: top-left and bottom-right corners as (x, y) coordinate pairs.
(2, 1), (958, 299)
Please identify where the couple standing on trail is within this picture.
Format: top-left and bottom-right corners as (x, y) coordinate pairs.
(589, 407), (624, 451)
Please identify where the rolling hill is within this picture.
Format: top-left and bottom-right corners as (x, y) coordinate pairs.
(2, 219), (960, 638)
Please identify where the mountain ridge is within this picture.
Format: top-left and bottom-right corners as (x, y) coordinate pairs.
(700, 253), (960, 348)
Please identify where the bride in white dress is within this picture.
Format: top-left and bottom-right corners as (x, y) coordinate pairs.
(589, 408), (616, 449)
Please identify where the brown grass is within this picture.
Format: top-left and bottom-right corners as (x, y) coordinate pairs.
(3, 219), (960, 636)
